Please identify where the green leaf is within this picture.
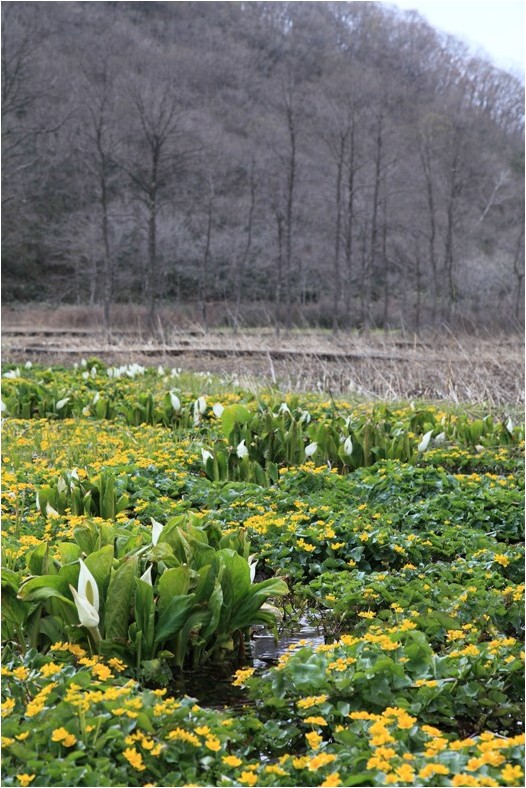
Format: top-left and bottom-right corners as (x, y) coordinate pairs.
(104, 556), (138, 641)
(158, 566), (192, 611)
(221, 405), (251, 439)
(154, 594), (196, 645)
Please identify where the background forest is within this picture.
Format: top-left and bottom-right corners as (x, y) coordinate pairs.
(2, 0), (524, 333)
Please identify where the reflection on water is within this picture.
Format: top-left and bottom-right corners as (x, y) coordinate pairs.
(167, 618), (325, 709)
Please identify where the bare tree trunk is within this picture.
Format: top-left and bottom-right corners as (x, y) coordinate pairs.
(414, 241), (421, 335)
(513, 224), (525, 323)
(418, 134), (439, 327)
(359, 222), (369, 332)
(366, 112), (383, 334)
(332, 134), (345, 334)
(444, 150), (460, 326)
(381, 191), (389, 333)
(284, 83), (296, 332)
(200, 186), (213, 334)
(235, 160), (256, 331)
(146, 153), (159, 331)
(344, 114), (356, 329)
(275, 209), (284, 339)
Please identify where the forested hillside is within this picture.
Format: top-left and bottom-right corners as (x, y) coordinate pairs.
(2, 1), (524, 332)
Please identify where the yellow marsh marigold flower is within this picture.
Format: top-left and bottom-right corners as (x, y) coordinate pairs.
(195, 726), (210, 736)
(39, 662), (63, 678)
(304, 716), (328, 726)
(320, 772), (341, 787)
(205, 736), (221, 752)
(297, 694), (329, 709)
(500, 764), (524, 784)
(166, 728), (200, 747)
(223, 755), (243, 767)
(264, 765), (287, 776)
(123, 746), (146, 771)
(91, 663), (113, 681)
(239, 771), (257, 786)
(11, 667), (29, 681)
(1, 698), (15, 717)
(494, 554), (510, 567)
(421, 724), (443, 737)
(16, 776), (35, 787)
(395, 763), (415, 782)
(232, 667), (255, 686)
(305, 731), (323, 749)
(418, 763), (450, 779)
(51, 727), (77, 747)
(308, 753), (337, 771)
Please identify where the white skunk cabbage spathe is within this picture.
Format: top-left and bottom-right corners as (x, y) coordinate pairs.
(304, 442), (318, 457)
(69, 559), (100, 640)
(236, 439), (249, 459)
(169, 391), (181, 413)
(151, 518), (165, 546)
(212, 403), (224, 418)
(201, 449), (214, 465)
(417, 430), (433, 453)
(140, 565), (153, 586)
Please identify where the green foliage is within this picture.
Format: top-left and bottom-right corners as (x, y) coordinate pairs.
(15, 516), (288, 673)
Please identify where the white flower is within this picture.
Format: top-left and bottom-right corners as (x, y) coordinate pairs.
(140, 565), (153, 585)
(506, 417), (513, 435)
(57, 477), (67, 495)
(0, 400), (7, 413)
(56, 397), (70, 410)
(343, 436), (353, 456)
(201, 449), (214, 465)
(157, 365), (165, 376)
(299, 410), (311, 424)
(212, 403), (224, 417)
(195, 396), (207, 414)
(78, 558), (100, 611)
(305, 442), (318, 457)
(92, 392), (100, 404)
(3, 369), (20, 379)
(236, 439), (249, 459)
(278, 402), (290, 415)
(69, 586), (100, 629)
(248, 555), (258, 583)
(434, 432), (446, 446)
(151, 518), (164, 546)
(169, 391), (181, 412)
(82, 406), (91, 416)
(46, 502), (60, 518)
(417, 430), (433, 453)
(69, 558), (100, 633)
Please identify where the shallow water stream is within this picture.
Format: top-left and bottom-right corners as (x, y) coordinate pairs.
(168, 619), (325, 709)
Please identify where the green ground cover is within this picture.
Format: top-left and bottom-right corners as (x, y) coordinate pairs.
(1, 362), (524, 787)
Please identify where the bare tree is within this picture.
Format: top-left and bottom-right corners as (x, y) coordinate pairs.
(121, 83), (194, 330)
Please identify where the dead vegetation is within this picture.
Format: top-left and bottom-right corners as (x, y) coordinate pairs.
(2, 305), (524, 406)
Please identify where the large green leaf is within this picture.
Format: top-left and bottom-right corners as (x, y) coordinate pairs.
(134, 578), (155, 660)
(221, 404), (251, 439)
(84, 544), (114, 596)
(154, 594), (196, 645)
(18, 574), (71, 601)
(104, 556), (138, 641)
(158, 565), (192, 612)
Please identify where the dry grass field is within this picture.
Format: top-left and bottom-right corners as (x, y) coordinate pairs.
(2, 304), (524, 406)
